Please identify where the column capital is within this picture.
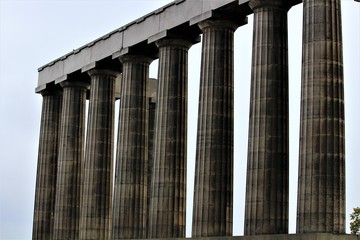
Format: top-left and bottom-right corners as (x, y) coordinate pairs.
(40, 88), (62, 97)
(87, 69), (119, 78)
(155, 38), (193, 49)
(249, 0), (290, 11)
(119, 54), (153, 65)
(198, 19), (239, 32)
(60, 80), (90, 90)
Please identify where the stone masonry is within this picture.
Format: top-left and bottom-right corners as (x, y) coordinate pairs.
(244, 0), (290, 235)
(297, 0), (346, 234)
(148, 38), (194, 238)
(33, 0), (354, 239)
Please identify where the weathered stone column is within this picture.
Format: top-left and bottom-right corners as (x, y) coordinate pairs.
(297, 0), (345, 233)
(112, 55), (153, 239)
(147, 78), (157, 235)
(33, 88), (62, 240)
(244, 0), (289, 235)
(147, 99), (156, 229)
(192, 20), (238, 237)
(148, 38), (192, 238)
(53, 80), (89, 240)
(80, 69), (118, 239)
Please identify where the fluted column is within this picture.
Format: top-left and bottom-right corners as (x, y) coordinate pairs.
(80, 69), (118, 239)
(244, 0), (289, 235)
(192, 20), (238, 237)
(53, 80), (89, 240)
(297, 0), (345, 233)
(147, 78), (157, 239)
(147, 99), (156, 230)
(33, 89), (62, 240)
(112, 55), (153, 239)
(148, 38), (192, 238)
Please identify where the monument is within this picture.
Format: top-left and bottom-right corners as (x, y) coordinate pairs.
(32, 0), (357, 239)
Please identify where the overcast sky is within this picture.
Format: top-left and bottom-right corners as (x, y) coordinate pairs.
(0, 0), (359, 239)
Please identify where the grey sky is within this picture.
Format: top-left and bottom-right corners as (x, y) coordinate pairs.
(0, 0), (359, 239)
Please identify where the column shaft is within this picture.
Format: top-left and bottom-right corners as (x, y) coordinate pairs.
(244, 0), (289, 235)
(192, 20), (237, 237)
(147, 77), (157, 239)
(112, 55), (152, 239)
(33, 90), (62, 240)
(147, 100), (156, 234)
(80, 69), (118, 239)
(53, 80), (89, 239)
(149, 38), (192, 238)
(297, 0), (345, 233)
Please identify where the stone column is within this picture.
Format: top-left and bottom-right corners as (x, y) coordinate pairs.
(147, 78), (156, 238)
(244, 0), (289, 235)
(297, 0), (345, 234)
(80, 69), (118, 239)
(147, 99), (156, 230)
(33, 88), (62, 240)
(112, 55), (153, 239)
(53, 80), (89, 240)
(192, 20), (238, 237)
(148, 38), (192, 238)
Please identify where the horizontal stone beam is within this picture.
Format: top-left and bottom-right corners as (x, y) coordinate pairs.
(36, 0), (301, 91)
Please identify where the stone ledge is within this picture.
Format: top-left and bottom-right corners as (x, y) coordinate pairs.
(128, 234), (359, 240)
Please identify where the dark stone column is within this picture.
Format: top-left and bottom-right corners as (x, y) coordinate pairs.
(112, 55), (153, 239)
(192, 20), (238, 237)
(33, 88), (62, 240)
(80, 69), (118, 239)
(147, 99), (156, 234)
(53, 80), (89, 240)
(147, 78), (157, 239)
(244, 0), (289, 235)
(297, 0), (345, 234)
(148, 38), (192, 238)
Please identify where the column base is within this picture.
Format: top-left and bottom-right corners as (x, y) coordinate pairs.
(116, 234), (358, 240)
